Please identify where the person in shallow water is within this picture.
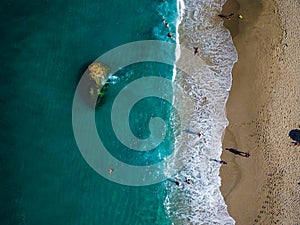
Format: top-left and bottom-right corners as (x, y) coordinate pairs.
(210, 158), (227, 165)
(170, 178), (193, 186)
(162, 18), (169, 28)
(174, 181), (180, 186)
(170, 180), (189, 186)
(225, 148), (250, 157)
(185, 177), (193, 185)
(183, 129), (202, 137)
(167, 33), (172, 38)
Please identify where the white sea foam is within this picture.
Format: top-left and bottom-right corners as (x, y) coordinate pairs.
(166, 0), (238, 224)
(173, 0), (185, 82)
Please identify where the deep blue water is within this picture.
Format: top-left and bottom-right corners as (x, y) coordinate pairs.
(0, 0), (177, 224)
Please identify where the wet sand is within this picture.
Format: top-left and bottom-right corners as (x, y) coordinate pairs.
(220, 0), (300, 224)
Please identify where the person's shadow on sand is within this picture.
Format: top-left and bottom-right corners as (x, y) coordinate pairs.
(225, 148), (250, 157)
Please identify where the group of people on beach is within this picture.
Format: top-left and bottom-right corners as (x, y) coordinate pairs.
(192, 13), (243, 55)
(175, 127), (300, 187)
(163, 12), (243, 40)
(209, 148), (250, 166)
(170, 130), (251, 186)
(161, 0), (243, 41)
(173, 127), (300, 186)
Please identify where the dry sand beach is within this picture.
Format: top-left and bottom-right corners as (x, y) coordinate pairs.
(220, 0), (300, 224)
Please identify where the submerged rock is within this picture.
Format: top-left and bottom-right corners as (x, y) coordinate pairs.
(88, 62), (109, 87)
(87, 62), (109, 103)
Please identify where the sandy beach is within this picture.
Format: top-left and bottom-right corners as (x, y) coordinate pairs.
(220, 0), (300, 224)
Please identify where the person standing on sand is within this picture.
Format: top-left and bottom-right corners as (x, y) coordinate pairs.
(225, 148), (250, 157)
(193, 47), (199, 55)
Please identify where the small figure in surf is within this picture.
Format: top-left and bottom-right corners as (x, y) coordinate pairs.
(162, 18), (169, 28)
(183, 129), (202, 137)
(174, 181), (180, 186)
(108, 168), (114, 174)
(168, 178), (181, 186)
(218, 13), (235, 20)
(170, 178), (193, 186)
(202, 97), (208, 104)
(170, 179), (186, 186)
(225, 148), (250, 157)
(185, 177), (193, 185)
(210, 158), (227, 165)
(167, 33), (173, 38)
(193, 47), (199, 55)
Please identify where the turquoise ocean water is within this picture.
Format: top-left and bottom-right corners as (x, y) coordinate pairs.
(1, 0), (178, 224)
(1, 0), (239, 224)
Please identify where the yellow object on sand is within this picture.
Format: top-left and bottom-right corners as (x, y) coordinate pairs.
(238, 14), (243, 19)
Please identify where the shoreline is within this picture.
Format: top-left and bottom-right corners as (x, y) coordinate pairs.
(220, 0), (300, 224)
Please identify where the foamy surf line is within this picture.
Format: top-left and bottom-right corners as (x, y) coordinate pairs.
(166, 0), (237, 224)
(173, 0), (185, 82)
